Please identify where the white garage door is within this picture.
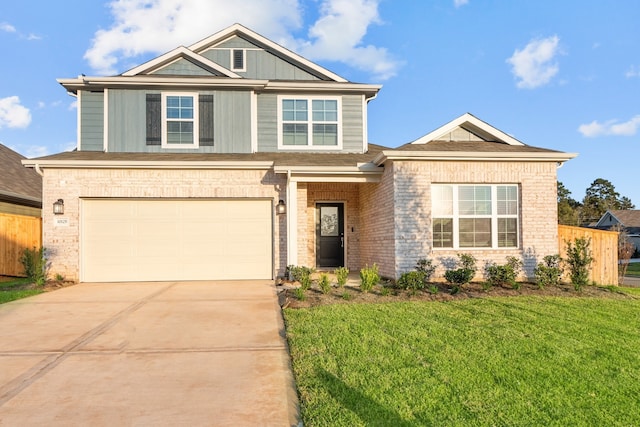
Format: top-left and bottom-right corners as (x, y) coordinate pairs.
(81, 199), (273, 282)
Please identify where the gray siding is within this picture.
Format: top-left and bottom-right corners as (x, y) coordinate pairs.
(256, 93), (278, 152)
(201, 36), (321, 81)
(256, 94), (365, 153)
(151, 58), (216, 76)
(106, 89), (251, 153)
(79, 91), (104, 151)
(342, 94), (365, 152)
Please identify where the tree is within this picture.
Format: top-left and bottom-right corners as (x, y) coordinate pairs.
(581, 178), (635, 225)
(557, 181), (581, 225)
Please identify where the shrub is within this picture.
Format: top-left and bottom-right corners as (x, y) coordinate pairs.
(415, 258), (436, 281)
(444, 253), (477, 293)
(426, 284), (438, 295)
(397, 271), (427, 293)
(288, 265), (314, 291)
(485, 256), (523, 289)
(534, 254), (563, 289)
(334, 266), (349, 288)
(379, 286), (391, 296)
(293, 287), (306, 301)
(20, 247), (48, 286)
(341, 291), (352, 300)
(359, 264), (380, 293)
(564, 238), (594, 291)
(319, 273), (331, 294)
(55, 273), (64, 282)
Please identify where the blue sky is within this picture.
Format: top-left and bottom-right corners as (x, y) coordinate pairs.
(1, 0), (639, 205)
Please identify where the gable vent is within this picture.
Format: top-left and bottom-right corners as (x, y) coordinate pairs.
(232, 49), (245, 71)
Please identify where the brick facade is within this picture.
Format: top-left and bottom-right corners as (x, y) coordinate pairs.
(42, 168), (287, 282)
(389, 160), (559, 280)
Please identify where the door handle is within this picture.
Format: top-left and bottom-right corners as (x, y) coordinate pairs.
(340, 234), (344, 248)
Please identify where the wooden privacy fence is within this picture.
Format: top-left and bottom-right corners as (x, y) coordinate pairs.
(0, 213), (42, 277)
(558, 225), (619, 285)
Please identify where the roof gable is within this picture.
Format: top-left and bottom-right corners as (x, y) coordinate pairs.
(122, 46), (241, 78)
(189, 23), (348, 82)
(411, 113), (524, 146)
(596, 210), (640, 228)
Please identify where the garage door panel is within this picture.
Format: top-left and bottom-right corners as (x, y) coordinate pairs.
(82, 199), (272, 282)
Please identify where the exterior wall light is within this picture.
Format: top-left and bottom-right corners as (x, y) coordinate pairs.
(53, 199), (64, 215)
(276, 199), (286, 215)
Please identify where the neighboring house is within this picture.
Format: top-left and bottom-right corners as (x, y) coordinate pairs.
(0, 143), (42, 217)
(595, 210), (640, 254)
(22, 23), (576, 283)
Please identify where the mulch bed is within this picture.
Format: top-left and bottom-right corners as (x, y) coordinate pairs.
(0, 276), (77, 292)
(278, 280), (633, 309)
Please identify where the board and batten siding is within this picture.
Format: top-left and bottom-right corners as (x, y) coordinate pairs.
(150, 58), (220, 76)
(256, 93), (365, 153)
(200, 36), (321, 81)
(79, 91), (104, 151)
(105, 89), (251, 153)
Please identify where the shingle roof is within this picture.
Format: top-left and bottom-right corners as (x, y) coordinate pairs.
(608, 210), (640, 228)
(0, 143), (42, 206)
(31, 144), (389, 167)
(396, 140), (563, 154)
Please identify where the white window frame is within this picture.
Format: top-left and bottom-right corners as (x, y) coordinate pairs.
(431, 184), (519, 250)
(230, 49), (246, 72)
(277, 95), (343, 150)
(161, 92), (199, 149)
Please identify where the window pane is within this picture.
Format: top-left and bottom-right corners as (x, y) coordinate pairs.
(432, 185), (453, 216)
(497, 185), (518, 215)
(312, 99), (338, 121)
(433, 218), (453, 248)
(459, 218), (491, 247)
(459, 185), (491, 215)
(283, 123), (308, 145)
(167, 96), (180, 108)
(166, 121), (193, 144)
(498, 218), (518, 247)
(312, 124), (337, 146)
(283, 99), (307, 121)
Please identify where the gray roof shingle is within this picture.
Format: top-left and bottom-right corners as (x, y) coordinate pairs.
(0, 143), (42, 205)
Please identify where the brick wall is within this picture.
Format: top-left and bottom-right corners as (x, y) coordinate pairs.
(391, 160), (559, 280)
(359, 164), (396, 278)
(42, 168), (287, 281)
(300, 182), (361, 271)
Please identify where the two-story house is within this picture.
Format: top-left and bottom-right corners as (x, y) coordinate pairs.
(23, 24), (575, 283)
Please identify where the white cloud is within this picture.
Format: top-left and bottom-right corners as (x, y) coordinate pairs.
(84, 0), (400, 80)
(578, 115), (640, 137)
(0, 22), (16, 33)
(26, 33), (42, 41)
(454, 0), (469, 7)
(296, 0), (401, 80)
(0, 96), (31, 129)
(68, 100), (78, 110)
(625, 65), (639, 78)
(506, 35), (561, 89)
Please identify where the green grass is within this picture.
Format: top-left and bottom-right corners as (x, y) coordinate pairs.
(0, 278), (42, 304)
(623, 262), (640, 277)
(284, 297), (640, 426)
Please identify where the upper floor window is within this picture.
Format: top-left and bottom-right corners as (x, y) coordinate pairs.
(162, 93), (199, 148)
(432, 184), (519, 249)
(278, 96), (342, 150)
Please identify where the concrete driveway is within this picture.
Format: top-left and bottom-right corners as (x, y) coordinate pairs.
(0, 281), (299, 426)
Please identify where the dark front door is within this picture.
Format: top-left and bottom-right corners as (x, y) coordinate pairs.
(316, 203), (344, 268)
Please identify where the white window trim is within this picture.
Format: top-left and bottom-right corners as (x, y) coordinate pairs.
(432, 184), (519, 250)
(230, 49), (246, 72)
(161, 92), (199, 149)
(277, 95), (343, 150)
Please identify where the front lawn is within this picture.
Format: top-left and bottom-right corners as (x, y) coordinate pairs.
(0, 277), (43, 304)
(285, 295), (640, 426)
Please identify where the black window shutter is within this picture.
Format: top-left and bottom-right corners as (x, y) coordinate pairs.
(146, 93), (161, 145)
(199, 95), (214, 146)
